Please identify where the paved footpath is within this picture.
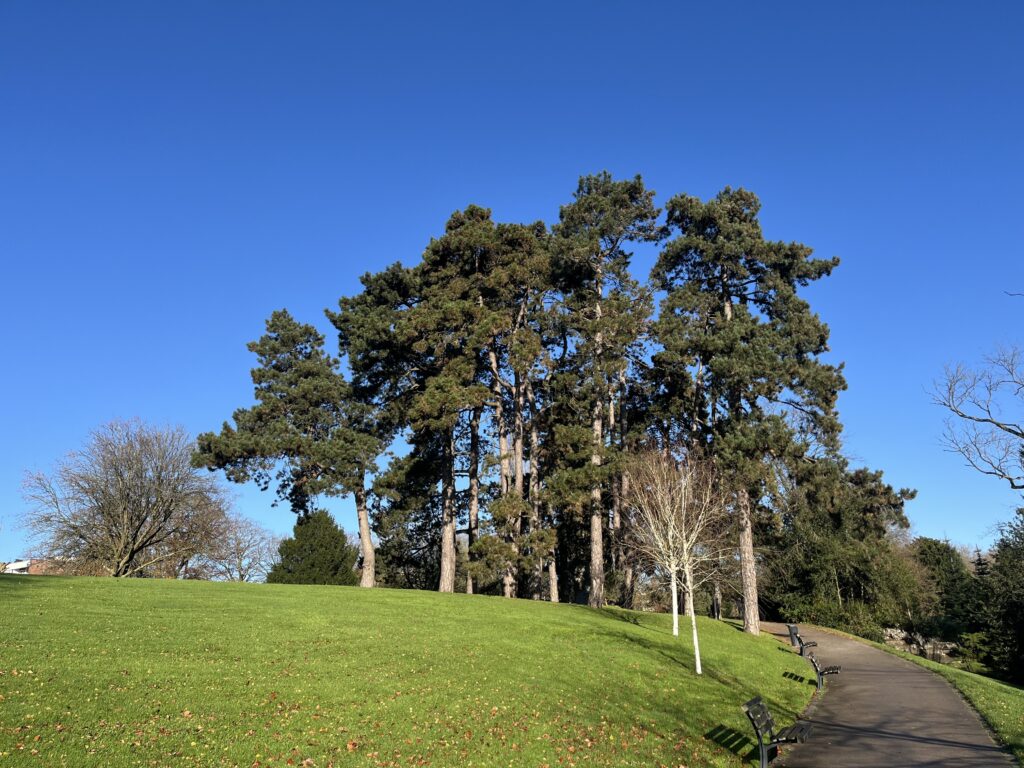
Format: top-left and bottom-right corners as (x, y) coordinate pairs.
(760, 622), (1015, 767)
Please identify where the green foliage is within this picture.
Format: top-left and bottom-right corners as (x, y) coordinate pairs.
(912, 537), (975, 639)
(650, 187), (846, 468)
(0, 576), (817, 767)
(194, 310), (379, 517)
(981, 510), (1024, 682)
(266, 510), (358, 586)
(763, 457), (921, 632)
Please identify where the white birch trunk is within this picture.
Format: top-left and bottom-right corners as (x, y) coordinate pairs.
(670, 569), (679, 637)
(686, 564), (702, 675)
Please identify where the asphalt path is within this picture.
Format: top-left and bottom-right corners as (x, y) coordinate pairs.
(759, 622), (1015, 767)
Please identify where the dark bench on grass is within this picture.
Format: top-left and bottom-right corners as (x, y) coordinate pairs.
(785, 623), (818, 656)
(806, 652), (841, 691)
(742, 696), (813, 768)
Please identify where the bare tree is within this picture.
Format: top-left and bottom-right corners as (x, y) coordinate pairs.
(199, 513), (280, 582)
(22, 421), (229, 577)
(626, 452), (728, 675)
(936, 347), (1024, 490)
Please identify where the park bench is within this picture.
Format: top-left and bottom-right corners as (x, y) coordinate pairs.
(806, 652), (841, 691)
(785, 623), (818, 656)
(741, 696), (813, 768)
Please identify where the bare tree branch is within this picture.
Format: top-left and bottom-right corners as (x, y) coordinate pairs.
(21, 420), (230, 576)
(935, 347), (1024, 490)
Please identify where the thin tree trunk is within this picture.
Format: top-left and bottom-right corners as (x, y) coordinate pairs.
(438, 430), (457, 593)
(686, 564), (702, 675)
(737, 489), (759, 635)
(355, 480), (375, 588)
(466, 405), (482, 594)
(670, 569), (679, 637)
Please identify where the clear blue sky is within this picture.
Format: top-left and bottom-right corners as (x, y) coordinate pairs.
(2, 2), (1021, 561)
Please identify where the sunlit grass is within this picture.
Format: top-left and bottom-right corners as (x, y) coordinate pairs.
(0, 576), (814, 767)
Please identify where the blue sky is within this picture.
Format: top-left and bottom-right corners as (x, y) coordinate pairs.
(1, 2), (1021, 561)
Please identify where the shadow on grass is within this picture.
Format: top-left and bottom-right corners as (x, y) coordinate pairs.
(783, 671), (811, 685)
(0, 574), (57, 591)
(599, 608), (667, 635)
(704, 723), (756, 760)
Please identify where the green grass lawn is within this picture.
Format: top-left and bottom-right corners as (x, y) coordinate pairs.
(0, 576), (814, 767)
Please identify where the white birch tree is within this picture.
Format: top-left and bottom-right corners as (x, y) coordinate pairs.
(626, 453), (728, 675)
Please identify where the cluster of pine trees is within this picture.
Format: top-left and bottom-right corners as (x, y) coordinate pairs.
(195, 173), (915, 636)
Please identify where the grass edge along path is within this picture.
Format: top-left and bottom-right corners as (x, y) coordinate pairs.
(0, 576), (816, 767)
(813, 625), (1024, 766)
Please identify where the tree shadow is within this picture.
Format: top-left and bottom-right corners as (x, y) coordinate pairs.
(599, 608), (669, 635)
(704, 723), (756, 760)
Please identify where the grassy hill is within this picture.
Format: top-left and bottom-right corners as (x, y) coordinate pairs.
(0, 577), (815, 767)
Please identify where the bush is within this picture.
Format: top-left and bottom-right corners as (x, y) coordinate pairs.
(267, 510), (358, 586)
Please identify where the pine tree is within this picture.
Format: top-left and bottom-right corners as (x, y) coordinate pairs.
(552, 172), (659, 608)
(194, 310), (382, 586)
(651, 187), (845, 633)
(266, 510), (358, 586)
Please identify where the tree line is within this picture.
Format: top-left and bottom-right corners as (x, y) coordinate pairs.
(17, 171), (1019, 683)
(194, 172), (910, 638)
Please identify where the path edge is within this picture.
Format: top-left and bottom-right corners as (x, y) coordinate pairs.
(809, 623), (1023, 767)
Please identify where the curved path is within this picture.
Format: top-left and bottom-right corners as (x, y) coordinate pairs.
(760, 622), (1015, 767)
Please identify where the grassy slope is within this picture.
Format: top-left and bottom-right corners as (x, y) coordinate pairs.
(0, 576), (814, 768)
(819, 627), (1024, 766)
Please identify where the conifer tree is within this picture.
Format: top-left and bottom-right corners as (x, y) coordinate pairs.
(266, 510), (358, 586)
(194, 310), (382, 586)
(651, 187), (845, 633)
(330, 263), (423, 587)
(553, 172), (659, 607)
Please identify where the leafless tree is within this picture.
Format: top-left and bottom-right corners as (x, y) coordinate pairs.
(936, 347), (1024, 490)
(626, 452), (729, 675)
(199, 513), (280, 582)
(22, 421), (229, 577)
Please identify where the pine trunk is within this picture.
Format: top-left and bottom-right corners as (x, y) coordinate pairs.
(588, 268), (605, 609)
(548, 556), (559, 603)
(438, 431), (457, 593)
(588, 377), (605, 607)
(355, 482), (375, 588)
(737, 489), (760, 635)
(526, 378), (544, 599)
(466, 405), (482, 594)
